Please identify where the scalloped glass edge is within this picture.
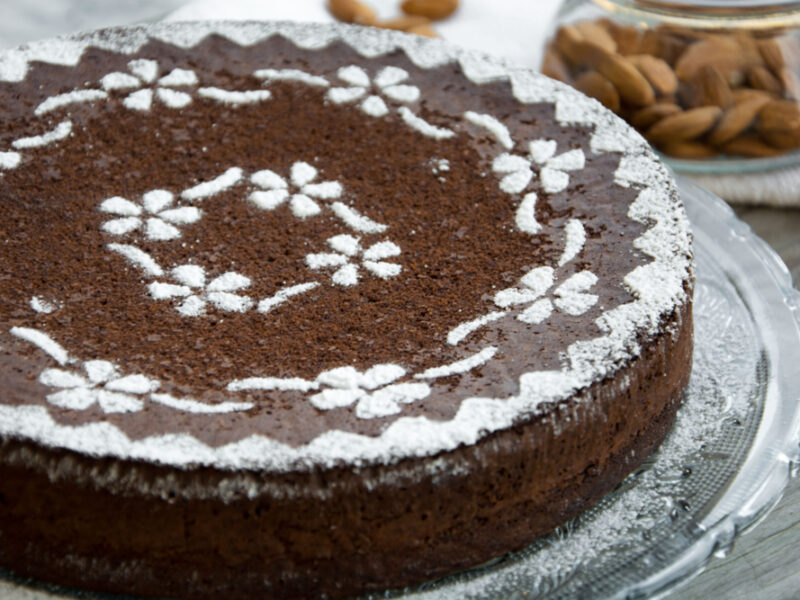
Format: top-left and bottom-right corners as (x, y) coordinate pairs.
(628, 175), (800, 600)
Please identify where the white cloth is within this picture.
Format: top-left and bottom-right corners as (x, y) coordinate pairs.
(165, 0), (800, 206)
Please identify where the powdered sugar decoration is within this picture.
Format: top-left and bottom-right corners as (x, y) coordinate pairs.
(10, 327), (70, 365)
(306, 234), (402, 286)
(492, 140), (586, 196)
(101, 59), (198, 111)
(148, 265), (253, 317)
(254, 68), (330, 88)
(100, 190), (201, 241)
(494, 267), (599, 324)
(30, 296), (59, 315)
(0, 151), (21, 170)
(107, 243), (164, 277)
(12, 120), (72, 149)
(327, 65), (454, 139)
(250, 161), (342, 218)
(12, 330), (253, 416)
(464, 111), (513, 149)
(182, 167), (243, 201)
(39, 362), (157, 413)
(310, 364), (431, 419)
(35, 89), (108, 116)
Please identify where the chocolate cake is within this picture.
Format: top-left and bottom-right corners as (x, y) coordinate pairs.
(0, 21), (693, 600)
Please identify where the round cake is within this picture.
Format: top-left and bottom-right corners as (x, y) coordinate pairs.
(0, 21), (693, 600)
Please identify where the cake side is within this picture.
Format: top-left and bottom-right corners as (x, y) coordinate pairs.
(0, 302), (692, 600)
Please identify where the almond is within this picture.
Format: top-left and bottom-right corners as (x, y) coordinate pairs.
(707, 96), (771, 146)
(541, 47), (571, 83)
(685, 64), (733, 108)
(401, 0), (458, 21)
(598, 19), (640, 55)
(574, 21), (617, 54)
(722, 134), (784, 158)
(574, 70), (621, 113)
(377, 15), (430, 31)
(628, 54), (679, 96)
(645, 106), (722, 144)
(631, 103), (681, 130)
(327, 0), (376, 25)
(747, 65), (783, 95)
(757, 100), (800, 148)
(554, 25), (598, 68)
(658, 140), (717, 159)
(758, 38), (786, 74)
(731, 88), (778, 104)
(674, 36), (762, 83)
(592, 49), (656, 106)
(637, 30), (686, 66)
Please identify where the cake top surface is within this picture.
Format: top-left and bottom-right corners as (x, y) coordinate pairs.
(0, 21), (691, 472)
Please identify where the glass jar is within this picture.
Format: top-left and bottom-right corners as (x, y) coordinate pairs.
(541, 0), (800, 196)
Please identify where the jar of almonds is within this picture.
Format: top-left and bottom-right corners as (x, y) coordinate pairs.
(542, 0), (800, 170)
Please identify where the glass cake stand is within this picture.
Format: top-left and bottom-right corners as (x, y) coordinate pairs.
(2, 177), (799, 599)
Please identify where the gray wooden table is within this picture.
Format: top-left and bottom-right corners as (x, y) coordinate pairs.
(668, 206), (800, 600)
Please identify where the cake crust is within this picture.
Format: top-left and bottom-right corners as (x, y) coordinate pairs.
(0, 22), (693, 599)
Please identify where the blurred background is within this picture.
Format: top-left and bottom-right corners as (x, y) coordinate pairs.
(0, 0), (186, 49)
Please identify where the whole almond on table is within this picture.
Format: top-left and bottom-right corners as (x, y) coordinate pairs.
(707, 96), (772, 146)
(378, 15), (431, 31)
(628, 54), (679, 96)
(328, 0), (377, 25)
(401, 0), (458, 20)
(631, 102), (681, 130)
(406, 22), (439, 37)
(574, 70), (621, 112)
(645, 105), (722, 144)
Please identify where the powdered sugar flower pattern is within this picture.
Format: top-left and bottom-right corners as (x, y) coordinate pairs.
(39, 361), (158, 413)
(305, 234), (401, 287)
(249, 161), (342, 218)
(309, 364), (431, 419)
(326, 65), (420, 117)
(493, 266), (598, 324)
(148, 265), (253, 316)
(100, 59), (198, 111)
(99, 190), (202, 241)
(493, 139), (586, 195)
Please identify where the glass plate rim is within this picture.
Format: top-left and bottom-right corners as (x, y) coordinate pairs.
(619, 175), (800, 600)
